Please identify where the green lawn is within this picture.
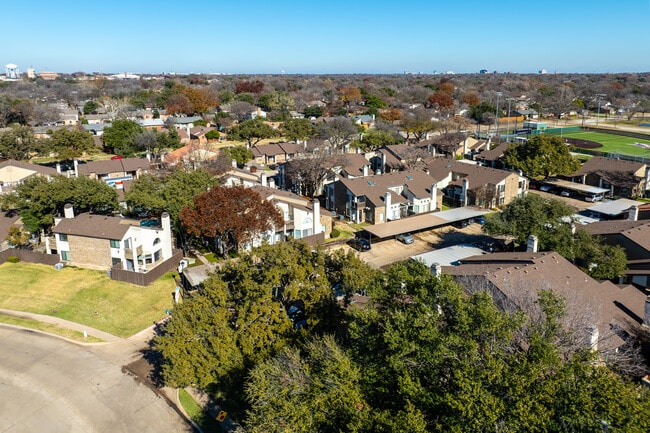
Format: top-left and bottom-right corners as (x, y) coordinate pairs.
(549, 130), (650, 157)
(178, 389), (221, 432)
(0, 263), (178, 338)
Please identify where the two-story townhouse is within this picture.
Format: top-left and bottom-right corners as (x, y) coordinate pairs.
(563, 156), (649, 198)
(248, 186), (332, 243)
(76, 157), (151, 189)
(0, 160), (58, 194)
(52, 205), (173, 272)
(425, 159), (527, 208)
(250, 142), (304, 166)
(326, 169), (441, 224)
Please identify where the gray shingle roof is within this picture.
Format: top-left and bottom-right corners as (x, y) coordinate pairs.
(52, 214), (130, 240)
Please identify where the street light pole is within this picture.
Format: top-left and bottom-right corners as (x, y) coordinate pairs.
(596, 93), (606, 127)
(495, 92), (502, 139)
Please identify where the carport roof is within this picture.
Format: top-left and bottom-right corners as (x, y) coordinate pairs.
(587, 198), (641, 216)
(546, 179), (609, 195)
(411, 244), (487, 267)
(364, 207), (489, 239)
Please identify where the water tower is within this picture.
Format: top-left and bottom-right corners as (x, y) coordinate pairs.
(5, 64), (19, 80)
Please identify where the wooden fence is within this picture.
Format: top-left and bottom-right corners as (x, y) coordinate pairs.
(109, 249), (183, 286)
(0, 249), (60, 266)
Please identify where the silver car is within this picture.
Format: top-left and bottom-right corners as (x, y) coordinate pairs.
(396, 233), (414, 244)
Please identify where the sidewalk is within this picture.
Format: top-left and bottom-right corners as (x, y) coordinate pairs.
(0, 308), (121, 342)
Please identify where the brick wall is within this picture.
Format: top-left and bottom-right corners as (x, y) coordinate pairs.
(66, 235), (112, 270)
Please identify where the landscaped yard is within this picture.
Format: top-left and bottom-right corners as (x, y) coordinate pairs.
(0, 263), (178, 338)
(549, 130), (650, 157)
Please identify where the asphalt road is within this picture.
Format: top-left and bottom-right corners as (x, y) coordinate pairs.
(0, 326), (192, 433)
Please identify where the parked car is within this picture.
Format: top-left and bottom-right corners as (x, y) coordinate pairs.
(560, 190), (571, 197)
(476, 215), (486, 225)
(396, 233), (414, 244)
(585, 195), (603, 202)
(348, 238), (371, 251)
(540, 184), (555, 192)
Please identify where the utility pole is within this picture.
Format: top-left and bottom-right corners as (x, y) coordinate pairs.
(495, 92), (502, 140)
(506, 97), (515, 142)
(596, 94), (606, 127)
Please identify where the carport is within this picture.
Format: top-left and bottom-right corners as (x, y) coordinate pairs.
(587, 198), (641, 218)
(364, 207), (490, 240)
(545, 179), (609, 196)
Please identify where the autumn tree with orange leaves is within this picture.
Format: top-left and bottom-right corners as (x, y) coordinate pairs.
(179, 185), (283, 257)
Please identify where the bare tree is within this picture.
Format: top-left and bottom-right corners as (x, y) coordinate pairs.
(316, 117), (358, 152)
(283, 153), (348, 197)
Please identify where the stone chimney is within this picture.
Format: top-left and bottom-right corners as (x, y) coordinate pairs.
(56, 162), (61, 174)
(362, 164), (369, 177)
(461, 178), (469, 205)
(312, 198), (321, 235)
(231, 159), (237, 168)
(161, 212), (173, 259)
(430, 183), (438, 211)
(430, 262), (442, 276)
(260, 172), (267, 187)
(644, 295), (650, 328)
(384, 191), (392, 221)
(64, 203), (74, 219)
(381, 152), (386, 174)
(268, 177), (276, 189)
(526, 234), (538, 253)
(628, 204), (639, 221)
(73, 159), (79, 177)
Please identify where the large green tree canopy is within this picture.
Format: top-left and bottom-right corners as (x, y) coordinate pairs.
(2, 175), (118, 232)
(227, 118), (278, 147)
(503, 134), (580, 179)
(156, 243), (649, 432)
(484, 194), (627, 279)
(101, 119), (144, 156)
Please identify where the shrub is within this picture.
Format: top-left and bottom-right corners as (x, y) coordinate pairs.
(6, 256), (19, 263)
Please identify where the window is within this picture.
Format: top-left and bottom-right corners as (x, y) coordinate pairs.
(59, 234), (68, 242)
(112, 257), (121, 266)
(153, 238), (161, 246)
(154, 250), (161, 262)
(110, 239), (120, 248)
(61, 251), (71, 261)
(123, 238), (131, 249)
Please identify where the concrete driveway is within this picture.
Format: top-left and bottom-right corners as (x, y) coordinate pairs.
(0, 326), (192, 433)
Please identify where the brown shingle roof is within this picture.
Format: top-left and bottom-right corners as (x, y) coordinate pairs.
(52, 214), (130, 240)
(77, 158), (150, 176)
(445, 252), (646, 350)
(339, 169), (435, 208)
(573, 156), (646, 177)
(0, 159), (58, 177)
(425, 159), (514, 187)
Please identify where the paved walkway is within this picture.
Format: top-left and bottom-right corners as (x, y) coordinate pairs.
(0, 308), (121, 342)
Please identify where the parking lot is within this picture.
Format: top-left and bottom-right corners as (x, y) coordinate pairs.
(331, 223), (486, 269)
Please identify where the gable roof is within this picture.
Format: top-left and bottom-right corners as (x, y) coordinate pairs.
(425, 159), (515, 187)
(77, 158), (151, 176)
(586, 220), (650, 254)
(339, 169), (435, 207)
(341, 154), (371, 177)
(251, 142), (303, 157)
(0, 159), (58, 183)
(573, 156), (646, 177)
(52, 214), (130, 240)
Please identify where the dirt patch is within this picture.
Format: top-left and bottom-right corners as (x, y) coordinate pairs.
(564, 137), (602, 149)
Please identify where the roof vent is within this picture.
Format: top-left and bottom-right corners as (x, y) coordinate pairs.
(367, 180), (375, 186)
(406, 175), (413, 180)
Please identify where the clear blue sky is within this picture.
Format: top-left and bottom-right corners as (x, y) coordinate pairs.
(3, 0), (649, 74)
